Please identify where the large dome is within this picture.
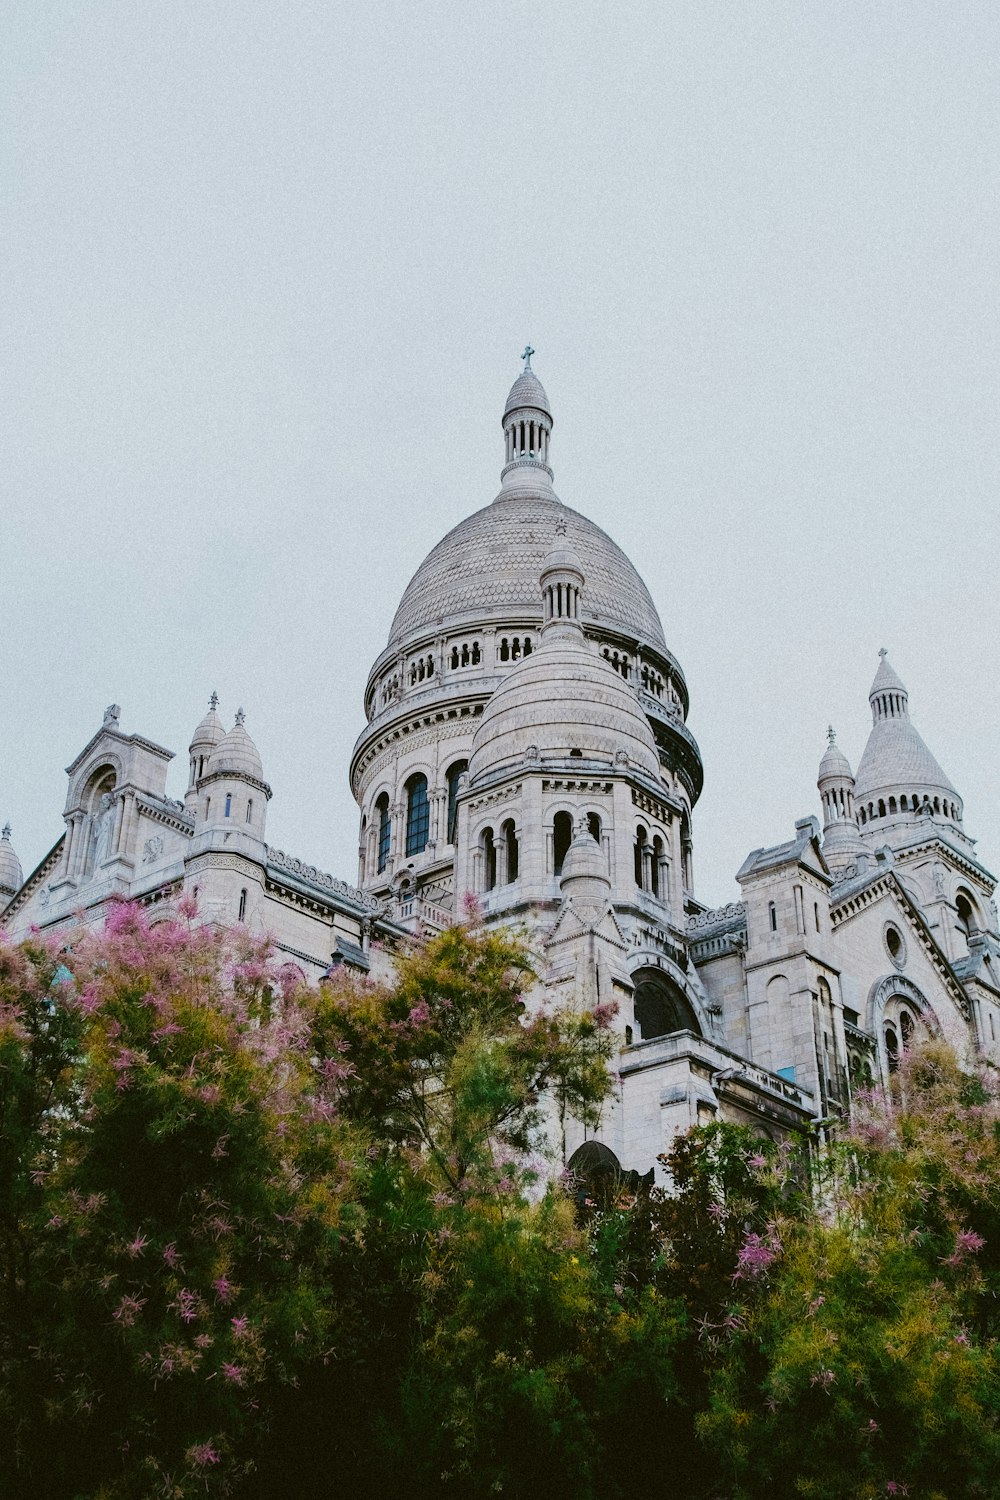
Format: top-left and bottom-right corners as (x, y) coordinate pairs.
(387, 490), (667, 651)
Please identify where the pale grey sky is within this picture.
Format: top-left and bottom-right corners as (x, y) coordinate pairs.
(3, 2), (999, 907)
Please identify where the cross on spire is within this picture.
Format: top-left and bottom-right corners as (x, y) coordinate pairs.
(1, 824), (10, 842)
(879, 647), (888, 660)
(827, 725), (836, 745)
(235, 707), (245, 728)
(521, 344), (535, 370)
(209, 691), (219, 711)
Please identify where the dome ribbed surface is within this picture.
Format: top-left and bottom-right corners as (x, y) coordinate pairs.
(388, 494), (666, 650)
(818, 739), (853, 781)
(0, 830), (22, 894)
(504, 370), (551, 418)
(207, 723), (264, 781)
(870, 655), (908, 698)
(854, 719), (958, 804)
(189, 703), (225, 754)
(469, 635), (661, 783)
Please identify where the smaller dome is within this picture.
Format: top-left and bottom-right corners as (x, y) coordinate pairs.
(0, 823), (23, 896)
(189, 692), (225, 754)
(469, 634), (661, 783)
(207, 710), (264, 782)
(503, 368), (551, 419)
(818, 727), (853, 783)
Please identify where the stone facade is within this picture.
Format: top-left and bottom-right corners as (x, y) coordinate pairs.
(4, 354), (999, 1183)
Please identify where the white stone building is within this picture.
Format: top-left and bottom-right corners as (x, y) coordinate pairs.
(4, 354), (999, 1181)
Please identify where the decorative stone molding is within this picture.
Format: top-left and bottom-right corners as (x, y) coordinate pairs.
(265, 847), (385, 915)
(687, 901), (747, 932)
(468, 783), (522, 813)
(632, 787), (673, 825)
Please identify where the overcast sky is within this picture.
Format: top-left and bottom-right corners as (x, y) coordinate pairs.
(3, 2), (999, 908)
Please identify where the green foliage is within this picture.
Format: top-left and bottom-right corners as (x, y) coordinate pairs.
(5, 905), (1000, 1500)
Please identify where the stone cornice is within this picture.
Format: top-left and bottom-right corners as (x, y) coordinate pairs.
(198, 769), (273, 799)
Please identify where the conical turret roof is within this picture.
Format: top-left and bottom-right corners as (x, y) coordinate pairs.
(854, 653), (960, 812)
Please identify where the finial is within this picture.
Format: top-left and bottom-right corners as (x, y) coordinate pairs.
(521, 344), (535, 371)
(827, 725), (836, 746)
(555, 518), (567, 537)
(235, 707), (246, 728)
(103, 704), (120, 726)
(1, 823), (9, 842)
(878, 647), (888, 660)
(209, 690), (219, 711)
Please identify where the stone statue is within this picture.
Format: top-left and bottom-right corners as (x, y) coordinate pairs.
(91, 792), (116, 868)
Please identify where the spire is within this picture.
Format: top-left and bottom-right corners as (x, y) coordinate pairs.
(500, 349), (554, 489)
(186, 692), (226, 805)
(868, 648), (909, 724)
(235, 707), (246, 728)
(854, 651), (963, 836)
(817, 725), (865, 872)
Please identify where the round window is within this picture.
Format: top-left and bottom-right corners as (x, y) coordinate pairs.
(884, 923), (906, 969)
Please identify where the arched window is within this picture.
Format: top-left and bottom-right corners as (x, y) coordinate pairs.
(237, 888), (247, 923)
(376, 793), (391, 874)
(481, 826), (497, 891)
(768, 901), (777, 932)
(553, 811), (573, 876)
(224, 793), (232, 818)
(359, 815), (367, 883)
(246, 799), (253, 824)
(634, 824), (648, 888)
(502, 818), (518, 883)
(587, 812), (602, 843)
(445, 760), (468, 845)
(405, 774), (429, 856)
(633, 969), (701, 1040)
(651, 834), (664, 899)
(956, 891), (978, 941)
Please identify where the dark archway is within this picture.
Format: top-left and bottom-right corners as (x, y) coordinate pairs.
(632, 968), (701, 1041)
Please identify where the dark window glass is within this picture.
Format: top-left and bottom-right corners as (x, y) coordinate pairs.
(376, 795), (391, 874)
(553, 811), (573, 876)
(446, 760), (468, 844)
(405, 774), (429, 856)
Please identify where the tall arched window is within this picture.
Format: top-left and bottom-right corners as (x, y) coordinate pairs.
(481, 826), (497, 891)
(502, 818), (518, 883)
(553, 811), (573, 876)
(634, 824), (648, 889)
(405, 773), (430, 856)
(224, 793), (232, 818)
(376, 793), (391, 874)
(956, 890), (978, 940)
(651, 834), (664, 899)
(237, 888), (247, 923)
(446, 759), (468, 845)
